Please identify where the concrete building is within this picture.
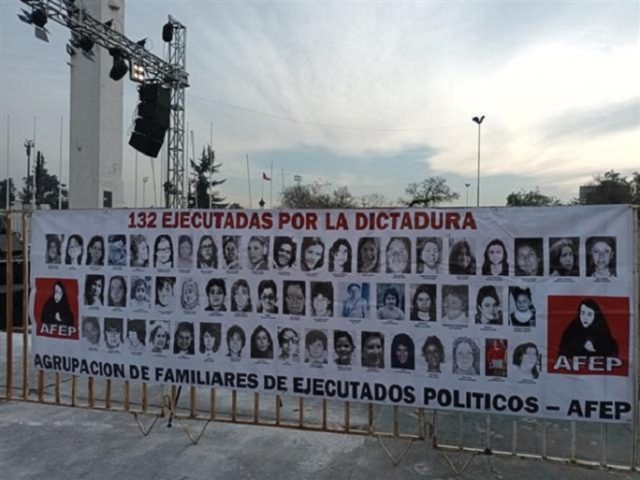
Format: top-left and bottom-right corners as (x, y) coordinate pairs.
(68, 0), (125, 208)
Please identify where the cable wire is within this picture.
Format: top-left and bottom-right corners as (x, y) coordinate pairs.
(187, 93), (467, 132)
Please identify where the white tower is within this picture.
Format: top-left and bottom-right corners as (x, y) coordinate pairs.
(69, 0), (125, 208)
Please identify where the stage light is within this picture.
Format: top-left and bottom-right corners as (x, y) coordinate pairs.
(17, 7), (50, 42)
(109, 49), (128, 81)
(130, 61), (146, 83)
(78, 36), (94, 53)
(30, 8), (48, 28)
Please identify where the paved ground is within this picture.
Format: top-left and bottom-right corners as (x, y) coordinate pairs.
(1, 400), (638, 480)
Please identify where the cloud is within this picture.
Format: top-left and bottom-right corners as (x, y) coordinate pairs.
(542, 98), (639, 141)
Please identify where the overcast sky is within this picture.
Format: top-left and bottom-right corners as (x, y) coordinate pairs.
(1, 0), (638, 207)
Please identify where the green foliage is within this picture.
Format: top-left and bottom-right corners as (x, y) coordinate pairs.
(506, 188), (562, 207)
(580, 170), (634, 205)
(0, 179), (16, 209)
(400, 176), (460, 207)
(187, 145), (227, 208)
(19, 151), (68, 209)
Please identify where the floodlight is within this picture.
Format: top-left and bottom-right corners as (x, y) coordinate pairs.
(104, 19), (114, 29)
(129, 61), (146, 83)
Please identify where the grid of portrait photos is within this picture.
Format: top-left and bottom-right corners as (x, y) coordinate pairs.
(35, 224), (625, 390)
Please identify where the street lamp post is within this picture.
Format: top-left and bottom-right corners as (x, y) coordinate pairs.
(472, 116), (485, 207)
(142, 176), (149, 207)
(465, 182), (471, 207)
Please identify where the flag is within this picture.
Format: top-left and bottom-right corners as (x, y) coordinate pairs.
(262, 172), (271, 181)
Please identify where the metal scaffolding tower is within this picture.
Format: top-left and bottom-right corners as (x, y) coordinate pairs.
(164, 16), (187, 208)
(18, 0), (190, 208)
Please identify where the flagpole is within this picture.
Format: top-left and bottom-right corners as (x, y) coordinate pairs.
(6, 115), (10, 210)
(246, 154), (253, 208)
(58, 117), (63, 210)
(269, 162), (273, 208)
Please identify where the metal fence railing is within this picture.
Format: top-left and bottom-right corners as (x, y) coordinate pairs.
(1, 209), (637, 471)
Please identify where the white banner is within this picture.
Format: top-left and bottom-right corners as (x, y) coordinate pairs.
(29, 206), (636, 422)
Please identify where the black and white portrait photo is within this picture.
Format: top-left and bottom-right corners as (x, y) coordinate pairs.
(86, 235), (105, 266)
(64, 234), (84, 265)
(104, 317), (124, 350)
(385, 237), (411, 274)
(230, 279), (252, 312)
(514, 238), (543, 277)
(305, 329), (328, 365)
(357, 237), (381, 273)
(174, 322), (195, 355)
(81, 316), (100, 347)
(180, 277), (200, 311)
(441, 285), (469, 324)
(328, 239), (352, 273)
(361, 331), (384, 368)
(250, 325), (274, 359)
(155, 276), (176, 311)
(277, 327), (300, 362)
(310, 282), (333, 317)
(257, 279), (278, 314)
(130, 276), (151, 310)
(283, 280), (306, 315)
(177, 235), (194, 269)
(549, 237), (579, 277)
(107, 275), (127, 308)
(409, 284), (436, 321)
(301, 237), (325, 272)
(586, 236), (616, 278)
(149, 321), (171, 353)
(448, 238), (476, 276)
(200, 322), (222, 357)
(247, 236), (269, 271)
(108, 234), (127, 266)
(154, 234), (174, 269)
(197, 235), (218, 269)
(273, 236), (297, 270)
(130, 234), (150, 268)
(45, 234), (63, 264)
(508, 286), (536, 327)
(84, 274), (104, 307)
(376, 283), (405, 320)
(452, 336), (480, 376)
(222, 236), (241, 270)
(226, 325), (246, 359)
(126, 319), (146, 352)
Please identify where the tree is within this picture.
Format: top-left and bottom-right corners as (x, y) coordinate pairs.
(580, 170), (633, 205)
(19, 151), (68, 209)
(506, 188), (562, 207)
(280, 182), (357, 209)
(400, 176), (459, 207)
(188, 145), (226, 208)
(0, 179), (16, 209)
(359, 193), (392, 208)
